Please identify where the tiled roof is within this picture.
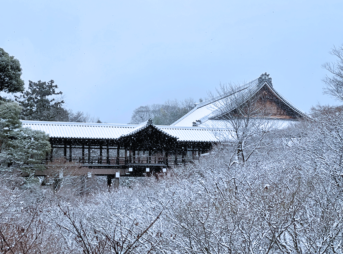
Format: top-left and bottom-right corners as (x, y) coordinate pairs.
(22, 120), (226, 142)
(171, 74), (307, 127)
(119, 120), (179, 140)
(22, 121), (134, 139)
(171, 79), (259, 127)
(198, 119), (298, 129)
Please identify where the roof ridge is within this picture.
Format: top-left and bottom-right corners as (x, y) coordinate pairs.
(21, 120), (138, 128)
(196, 78), (259, 109)
(170, 77), (259, 126)
(266, 84), (308, 118)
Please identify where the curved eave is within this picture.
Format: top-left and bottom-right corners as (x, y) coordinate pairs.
(178, 140), (219, 143)
(266, 83), (309, 119)
(49, 136), (117, 140)
(118, 124), (179, 140)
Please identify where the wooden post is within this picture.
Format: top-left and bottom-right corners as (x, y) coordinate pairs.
(149, 150), (152, 164)
(82, 143), (85, 163)
(88, 144), (91, 163)
(99, 144), (103, 164)
(69, 144), (72, 162)
(124, 147), (127, 165)
(50, 144), (53, 162)
(129, 149), (132, 163)
(181, 148), (184, 164)
(107, 175), (113, 188)
(133, 150), (135, 164)
(116, 144), (120, 164)
(63, 141), (67, 159)
(165, 150), (169, 166)
(106, 143), (110, 164)
(174, 146), (178, 165)
(184, 146), (187, 164)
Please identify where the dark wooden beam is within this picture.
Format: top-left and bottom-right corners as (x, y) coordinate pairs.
(88, 144), (91, 163)
(63, 141), (67, 158)
(69, 144), (72, 162)
(82, 143), (85, 163)
(100, 144), (103, 164)
(106, 142), (109, 164)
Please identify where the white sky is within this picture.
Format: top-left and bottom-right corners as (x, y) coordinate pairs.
(1, 0), (342, 123)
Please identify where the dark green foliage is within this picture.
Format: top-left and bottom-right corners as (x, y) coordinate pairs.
(15, 80), (65, 121)
(0, 101), (50, 173)
(0, 48), (24, 98)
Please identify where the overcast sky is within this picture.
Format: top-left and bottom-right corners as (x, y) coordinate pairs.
(1, 0), (342, 123)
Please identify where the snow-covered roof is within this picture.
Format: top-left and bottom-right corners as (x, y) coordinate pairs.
(171, 73), (307, 127)
(198, 119), (298, 130)
(22, 120), (227, 142)
(119, 120), (179, 140)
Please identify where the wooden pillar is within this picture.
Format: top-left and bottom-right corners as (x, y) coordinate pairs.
(106, 143), (110, 164)
(50, 144), (53, 162)
(198, 147), (201, 158)
(63, 141), (67, 159)
(69, 144), (72, 162)
(184, 146), (187, 164)
(116, 144), (120, 164)
(174, 146), (178, 165)
(149, 150), (152, 164)
(124, 147), (127, 164)
(129, 149), (132, 163)
(88, 144), (91, 163)
(107, 175), (113, 188)
(99, 144), (103, 164)
(165, 150), (169, 166)
(133, 150), (135, 164)
(82, 143), (85, 163)
(192, 145), (195, 160)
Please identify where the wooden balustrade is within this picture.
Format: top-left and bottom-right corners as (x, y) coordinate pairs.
(47, 155), (198, 166)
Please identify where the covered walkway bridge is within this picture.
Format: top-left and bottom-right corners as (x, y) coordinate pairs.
(23, 119), (227, 177)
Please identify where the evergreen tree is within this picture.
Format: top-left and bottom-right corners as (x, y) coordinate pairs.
(15, 80), (65, 121)
(0, 101), (22, 151)
(0, 48), (24, 100)
(0, 101), (50, 173)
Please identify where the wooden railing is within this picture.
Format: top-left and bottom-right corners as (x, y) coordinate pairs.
(50, 155), (198, 166)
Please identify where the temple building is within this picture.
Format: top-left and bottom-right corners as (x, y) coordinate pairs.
(172, 73), (307, 128)
(22, 73), (307, 179)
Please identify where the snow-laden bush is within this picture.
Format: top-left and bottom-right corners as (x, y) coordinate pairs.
(1, 109), (343, 253)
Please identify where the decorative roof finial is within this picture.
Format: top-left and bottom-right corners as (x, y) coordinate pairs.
(258, 72), (272, 87)
(147, 118), (153, 125)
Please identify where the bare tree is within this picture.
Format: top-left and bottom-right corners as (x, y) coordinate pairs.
(130, 98), (195, 125)
(323, 44), (343, 101)
(130, 106), (152, 124)
(208, 83), (274, 164)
